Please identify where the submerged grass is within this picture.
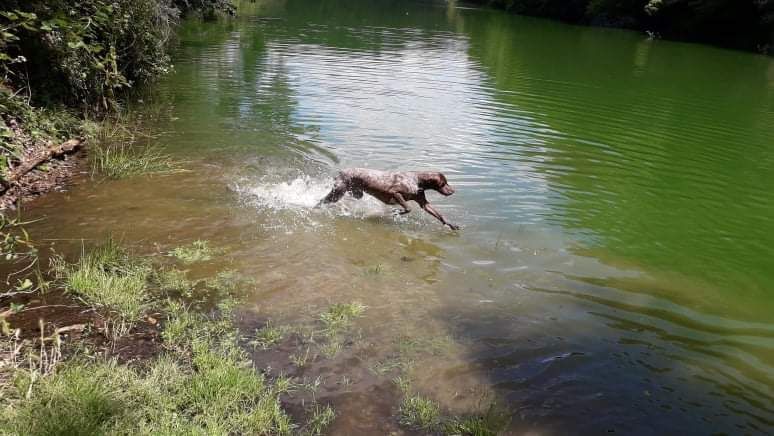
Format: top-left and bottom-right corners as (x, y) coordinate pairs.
(152, 267), (195, 296)
(394, 377), (509, 436)
(309, 302), (367, 358)
(171, 240), (216, 264)
(319, 302), (366, 336)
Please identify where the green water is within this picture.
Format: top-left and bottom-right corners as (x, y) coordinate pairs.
(22, 0), (774, 433)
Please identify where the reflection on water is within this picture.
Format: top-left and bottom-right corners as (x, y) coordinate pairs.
(20, 0), (774, 433)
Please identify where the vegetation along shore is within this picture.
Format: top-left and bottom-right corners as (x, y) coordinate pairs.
(468, 0), (774, 54)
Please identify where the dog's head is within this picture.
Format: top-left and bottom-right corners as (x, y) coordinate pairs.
(420, 172), (455, 196)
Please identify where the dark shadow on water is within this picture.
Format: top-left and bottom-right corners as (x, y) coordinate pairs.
(428, 272), (774, 434)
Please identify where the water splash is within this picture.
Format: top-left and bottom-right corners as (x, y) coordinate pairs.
(233, 175), (391, 220)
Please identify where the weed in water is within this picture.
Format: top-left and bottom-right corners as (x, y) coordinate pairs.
(206, 269), (252, 299)
(161, 299), (236, 352)
(399, 395), (442, 431)
(52, 239), (152, 336)
(88, 116), (180, 179)
(364, 263), (384, 275)
(443, 404), (510, 436)
(290, 347), (313, 368)
(320, 339), (343, 358)
(152, 267), (195, 296)
(392, 377), (509, 435)
(397, 334), (454, 358)
(304, 404), (335, 436)
(337, 375), (352, 392)
(369, 358), (405, 375)
(369, 335), (453, 376)
(251, 322), (286, 350)
(89, 143), (179, 180)
(319, 302), (366, 336)
(170, 240), (215, 263)
(295, 375), (324, 401)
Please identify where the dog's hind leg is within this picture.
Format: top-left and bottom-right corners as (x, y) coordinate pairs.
(317, 175), (347, 206)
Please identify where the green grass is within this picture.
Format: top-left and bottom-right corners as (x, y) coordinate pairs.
(170, 240), (216, 264)
(304, 404), (335, 436)
(393, 377), (509, 435)
(251, 322), (286, 350)
(86, 117), (179, 180)
(89, 143), (178, 180)
(2, 345), (293, 435)
(312, 302), (367, 358)
(444, 406), (510, 436)
(399, 395), (442, 431)
(52, 239), (152, 335)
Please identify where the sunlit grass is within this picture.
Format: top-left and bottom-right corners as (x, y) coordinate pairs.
(89, 143), (179, 179)
(86, 116), (180, 180)
(52, 238), (152, 335)
(3, 344), (294, 435)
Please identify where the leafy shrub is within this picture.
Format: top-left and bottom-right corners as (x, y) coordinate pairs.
(0, 0), (233, 112)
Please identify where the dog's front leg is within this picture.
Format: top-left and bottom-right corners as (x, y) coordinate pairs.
(393, 193), (412, 215)
(420, 202), (459, 230)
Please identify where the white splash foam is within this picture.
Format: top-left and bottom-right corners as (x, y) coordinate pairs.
(234, 175), (391, 220)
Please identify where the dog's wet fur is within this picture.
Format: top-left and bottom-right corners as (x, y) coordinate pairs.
(318, 168), (459, 230)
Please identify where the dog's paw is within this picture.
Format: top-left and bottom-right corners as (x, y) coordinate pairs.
(447, 223), (460, 231)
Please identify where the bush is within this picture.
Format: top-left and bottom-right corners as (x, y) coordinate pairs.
(0, 0), (233, 113)
(1, 1), (179, 112)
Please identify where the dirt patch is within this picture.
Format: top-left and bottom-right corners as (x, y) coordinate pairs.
(3, 289), (162, 364)
(0, 118), (86, 211)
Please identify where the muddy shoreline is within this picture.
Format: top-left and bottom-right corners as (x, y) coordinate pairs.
(0, 118), (87, 211)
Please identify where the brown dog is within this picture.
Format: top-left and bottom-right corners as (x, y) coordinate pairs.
(317, 168), (459, 230)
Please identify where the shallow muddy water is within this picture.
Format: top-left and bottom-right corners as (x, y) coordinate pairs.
(20, 0), (774, 433)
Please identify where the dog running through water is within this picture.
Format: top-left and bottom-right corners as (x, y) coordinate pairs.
(317, 168), (460, 230)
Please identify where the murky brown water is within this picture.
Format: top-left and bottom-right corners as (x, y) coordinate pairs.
(16, 0), (774, 433)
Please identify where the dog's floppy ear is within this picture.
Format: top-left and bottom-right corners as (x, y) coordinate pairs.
(438, 173), (448, 186)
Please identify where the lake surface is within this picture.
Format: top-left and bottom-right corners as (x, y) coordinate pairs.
(24, 0), (774, 433)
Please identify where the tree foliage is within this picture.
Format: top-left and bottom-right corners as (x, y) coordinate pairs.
(0, 0), (233, 113)
(476, 0), (774, 53)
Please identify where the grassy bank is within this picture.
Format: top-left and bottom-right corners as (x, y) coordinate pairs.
(1, 236), (510, 435)
(469, 0), (774, 54)
(0, 239), (327, 435)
